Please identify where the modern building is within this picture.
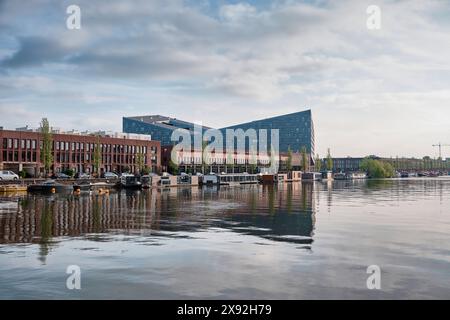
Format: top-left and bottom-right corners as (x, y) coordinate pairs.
(0, 128), (161, 177)
(124, 109), (315, 172)
(220, 110), (315, 154)
(123, 115), (210, 146)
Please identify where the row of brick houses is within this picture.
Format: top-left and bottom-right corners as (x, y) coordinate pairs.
(0, 128), (161, 177)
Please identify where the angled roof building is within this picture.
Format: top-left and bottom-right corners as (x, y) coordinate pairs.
(123, 109), (315, 159)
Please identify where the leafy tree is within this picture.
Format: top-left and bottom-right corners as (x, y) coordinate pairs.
(360, 158), (395, 178)
(136, 152), (145, 173)
(226, 152), (234, 173)
(286, 146), (293, 171)
(93, 135), (101, 176)
(40, 118), (53, 176)
(64, 168), (75, 178)
(315, 154), (322, 172)
(202, 140), (208, 174)
(326, 148), (333, 171)
(141, 165), (151, 175)
(168, 159), (179, 175)
(301, 146), (308, 172)
(19, 170), (27, 179)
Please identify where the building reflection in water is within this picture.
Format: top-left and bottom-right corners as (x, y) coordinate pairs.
(0, 183), (316, 262)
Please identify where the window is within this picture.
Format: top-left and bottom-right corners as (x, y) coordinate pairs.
(7, 139), (12, 149)
(26, 140), (31, 149)
(21, 140), (25, 149)
(32, 140), (36, 149)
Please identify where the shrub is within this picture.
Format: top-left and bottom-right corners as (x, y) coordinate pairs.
(360, 158), (395, 178)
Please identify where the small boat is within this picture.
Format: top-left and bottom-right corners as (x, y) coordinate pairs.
(117, 174), (142, 189)
(333, 172), (347, 180)
(73, 180), (92, 192)
(28, 180), (73, 193)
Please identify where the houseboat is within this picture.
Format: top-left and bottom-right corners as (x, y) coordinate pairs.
(159, 175), (172, 187)
(118, 174), (142, 189)
(333, 172), (347, 180)
(218, 173), (259, 186)
(347, 172), (367, 179)
(201, 173), (259, 186)
(259, 174), (279, 184)
(302, 172), (322, 181)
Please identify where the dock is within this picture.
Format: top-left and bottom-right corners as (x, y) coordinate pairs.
(0, 185), (28, 192)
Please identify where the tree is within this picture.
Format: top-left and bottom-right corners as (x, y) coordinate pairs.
(226, 152), (234, 174)
(360, 158), (395, 178)
(315, 154), (322, 172)
(168, 159), (179, 175)
(249, 152), (257, 174)
(202, 140), (208, 174)
(286, 146), (293, 171)
(301, 146), (308, 172)
(93, 135), (101, 176)
(64, 168), (75, 178)
(326, 148), (333, 172)
(40, 118), (53, 176)
(136, 152), (145, 173)
(141, 165), (151, 175)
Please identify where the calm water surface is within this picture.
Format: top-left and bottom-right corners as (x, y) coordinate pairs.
(0, 178), (449, 299)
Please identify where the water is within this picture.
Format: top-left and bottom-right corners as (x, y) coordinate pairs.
(0, 178), (449, 300)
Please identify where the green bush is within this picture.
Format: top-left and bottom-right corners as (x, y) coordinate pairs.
(64, 168), (75, 178)
(19, 170), (27, 179)
(140, 166), (151, 175)
(360, 158), (395, 178)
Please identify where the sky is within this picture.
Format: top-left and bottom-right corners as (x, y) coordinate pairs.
(1, 0), (450, 158)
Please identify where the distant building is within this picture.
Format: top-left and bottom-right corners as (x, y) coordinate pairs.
(0, 128), (161, 177)
(330, 157), (377, 172)
(328, 156), (450, 172)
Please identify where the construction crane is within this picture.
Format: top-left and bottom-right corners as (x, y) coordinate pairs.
(432, 143), (450, 159)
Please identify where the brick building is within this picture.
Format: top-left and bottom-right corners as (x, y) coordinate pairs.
(0, 128), (160, 177)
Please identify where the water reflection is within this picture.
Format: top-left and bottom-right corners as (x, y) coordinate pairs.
(0, 183), (316, 263)
(1, 178), (450, 299)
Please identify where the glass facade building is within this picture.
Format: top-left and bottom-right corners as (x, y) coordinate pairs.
(123, 109), (315, 158)
(219, 110), (315, 154)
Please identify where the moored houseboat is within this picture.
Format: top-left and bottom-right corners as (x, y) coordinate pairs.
(302, 172), (322, 181)
(259, 174), (279, 184)
(333, 172), (347, 180)
(347, 172), (367, 179)
(118, 174), (142, 189)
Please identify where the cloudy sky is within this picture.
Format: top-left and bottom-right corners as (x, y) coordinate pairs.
(1, 0), (450, 158)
